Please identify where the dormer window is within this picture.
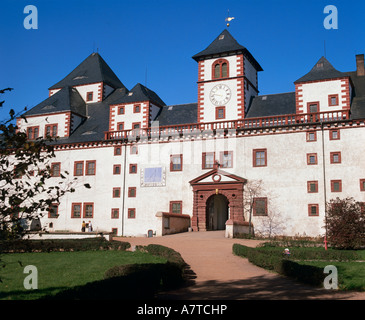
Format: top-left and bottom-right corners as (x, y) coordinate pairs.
(86, 92), (93, 102)
(45, 124), (58, 137)
(212, 59), (229, 79)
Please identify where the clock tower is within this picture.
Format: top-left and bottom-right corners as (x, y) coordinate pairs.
(192, 29), (263, 123)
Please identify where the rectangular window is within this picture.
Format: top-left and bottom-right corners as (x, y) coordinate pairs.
(132, 122), (141, 130)
(74, 161), (84, 176)
(86, 92), (93, 102)
(202, 152), (215, 169)
(308, 204), (319, 216)
(307, 181), (318, 193)
(113, 165), (121, 175)
(113, 187), (121, 198)
(128, 187), (136, 197)
(117, 122), (124, 131)
(128, 208), (136, 219)
(306, 131), (317, 142)
(118, 106), (125, 115)
(134, 105), (141, 113)
(329, 129), (340, 140)
(220, 151), (233, 168)
(170, 154), (183, 171)
(114, 146), (122, 156)
(308, 102), (319, 113)
(253, 149), (267, 167)
(51, 162), (61, 177)
(129, 164), (137, 174)
(330, 152), (341, 164)
(130, 145), (138, 155)
(48, 203), (59, 218)
(215, 106), (226, 120)
(86, 160), (96, 175)
(83, 203), (94, 218)
(27, 126), (39, 140)
(328, 94), (339, 106)
(331, 180), (342, 192)
(71, 203), (82, 218)
(111, 208), (119, 219)
(360, 179), (365, 191)
(253, 198), (268, 216)
(45, 124), (58, 137)
(170, 201), (182, 214)
(307, 153), (318, 165)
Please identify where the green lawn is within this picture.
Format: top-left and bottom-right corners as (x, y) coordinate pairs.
(0, 250), (167, 300)
(297, 261), (365, 291)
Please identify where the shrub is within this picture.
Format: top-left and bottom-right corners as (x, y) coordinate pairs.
(139, 244), (186, 267)
(135, 244), (187, 289)
(325, 197), (365, 250)
(0, 237), (130, 253)
(233, 244), (325, 287)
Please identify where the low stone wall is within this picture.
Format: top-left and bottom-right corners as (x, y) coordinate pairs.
(155, 212), (191, 236)
(225, 220), (253, 238)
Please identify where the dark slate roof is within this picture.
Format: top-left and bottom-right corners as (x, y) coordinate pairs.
(23, 86), (86, 117)
(48, 53), (126, 90)
(347, 71), (365, 120)
(52, 94), (117, 144)
(154, 103), (197, 126)
(192, 29), (263, 71)
(108, 83), (166, 107)
(295, 56), (348, 83)
(245, 92), (296, 118)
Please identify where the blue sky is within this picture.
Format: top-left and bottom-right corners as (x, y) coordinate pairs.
(1, 0), (364, 120)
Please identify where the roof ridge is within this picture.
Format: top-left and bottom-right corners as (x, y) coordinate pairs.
(258, 91), (295, 97)
(165, 102), (198, 107)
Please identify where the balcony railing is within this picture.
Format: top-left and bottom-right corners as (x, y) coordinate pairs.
(104, 110), (350, 141)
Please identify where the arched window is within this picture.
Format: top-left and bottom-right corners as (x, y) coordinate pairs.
(214, 64), (220, 79)
(222, 63), (228, 77)
(212, 59), (229, 79)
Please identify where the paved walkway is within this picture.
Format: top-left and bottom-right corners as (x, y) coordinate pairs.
(114, 231), (365, 300)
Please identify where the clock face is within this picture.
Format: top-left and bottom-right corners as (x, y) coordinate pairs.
(209, 84), (231, 106)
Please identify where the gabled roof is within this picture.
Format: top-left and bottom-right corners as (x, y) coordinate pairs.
(192, 29), (263, 71)
(108, 83), (166, 107)
(48, 52), (126, 90)
(154, 103), (197, 126)
(189, 167), (247, 185)
(294, 56), (348, 83)
(23, 86), (86, 117)
(245, 92), (296, 118)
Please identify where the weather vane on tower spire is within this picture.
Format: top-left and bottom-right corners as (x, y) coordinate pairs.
(225, 9), (235, 27)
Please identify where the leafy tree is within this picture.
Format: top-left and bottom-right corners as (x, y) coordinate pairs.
(0, 88), (89, 240)
(325, 197), (365, 249)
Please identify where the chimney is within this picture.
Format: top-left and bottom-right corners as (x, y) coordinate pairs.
(356, 54), (365, 76)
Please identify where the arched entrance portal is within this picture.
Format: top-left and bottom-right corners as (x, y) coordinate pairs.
(189, 167), (247, 232)
(206, 194), (229, 230)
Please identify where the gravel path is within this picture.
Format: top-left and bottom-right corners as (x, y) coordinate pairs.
(114, 231), (365, 300)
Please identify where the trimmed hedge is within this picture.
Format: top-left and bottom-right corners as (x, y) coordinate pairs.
(134, 244), (187, 289)
(256, 243), (361, 261)
(233, 243), (326, 286)
(0, 237), (131, 253)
